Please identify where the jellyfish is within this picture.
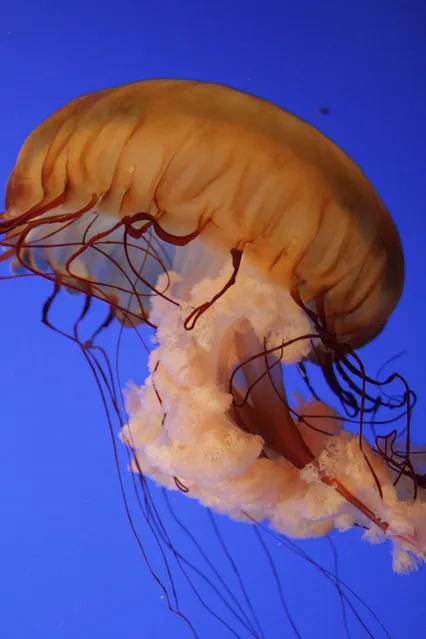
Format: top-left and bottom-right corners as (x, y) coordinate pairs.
(1, 77), (425, 596)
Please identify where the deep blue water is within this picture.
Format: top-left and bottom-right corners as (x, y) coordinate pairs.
(0, 2), (425, 637)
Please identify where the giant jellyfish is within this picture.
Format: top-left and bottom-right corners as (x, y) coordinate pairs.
(1, 79), (425, 635)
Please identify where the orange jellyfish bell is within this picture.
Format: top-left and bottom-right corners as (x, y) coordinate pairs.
(1, 79), (424, 573)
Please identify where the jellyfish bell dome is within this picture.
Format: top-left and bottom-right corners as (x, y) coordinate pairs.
(3, 79), (404, 347)
(1, 79), (424, 572)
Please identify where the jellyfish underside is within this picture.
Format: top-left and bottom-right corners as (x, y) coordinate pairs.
(1, 79), (425, 576)
(5, 202), (424, 573)
(111, 235), (424, 575)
